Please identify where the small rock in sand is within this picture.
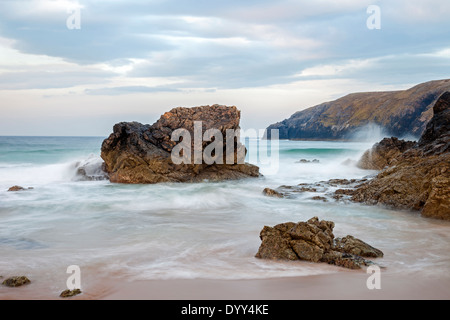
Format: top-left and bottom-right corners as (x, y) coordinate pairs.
(2, 276), (31, 287)
(60, 288), (82, 298)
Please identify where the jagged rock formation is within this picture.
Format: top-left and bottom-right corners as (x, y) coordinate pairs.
(255, 217), (383, 270)
(352, 92), (450, 220)
(265, 79), (450, 140)
(101, 105), (260, 184)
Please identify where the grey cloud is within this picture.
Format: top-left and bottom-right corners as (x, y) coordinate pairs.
(0, 70), (115, 90)
(84, 86), (181, 95)
(0, 0), (449, 90)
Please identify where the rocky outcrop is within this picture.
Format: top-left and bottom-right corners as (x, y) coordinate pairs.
(357, 137), (416, 170)
(101, 105), (260, 184)
(255, 217), (383, 270)
(265, 79), (450, 140)
(352, 92), (450, 220)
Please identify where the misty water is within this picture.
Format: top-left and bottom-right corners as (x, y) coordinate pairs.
(1, 136), (450, 295)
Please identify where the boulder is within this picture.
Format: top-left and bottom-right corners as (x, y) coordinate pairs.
(101, 105), (260, 184)
(255, 217), (383, 270)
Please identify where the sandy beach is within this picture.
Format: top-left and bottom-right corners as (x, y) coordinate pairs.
(2, 269), (449, 300)
(98, 272), (450, 300)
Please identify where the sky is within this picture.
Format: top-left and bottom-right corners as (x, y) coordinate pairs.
(0, 0), (449, 136)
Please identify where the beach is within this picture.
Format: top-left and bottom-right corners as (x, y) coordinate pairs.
(2, 271), (450, 300)
(1, 136), (450, 301)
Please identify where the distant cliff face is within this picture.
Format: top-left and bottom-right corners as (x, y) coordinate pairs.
(265, 79), (450, 140)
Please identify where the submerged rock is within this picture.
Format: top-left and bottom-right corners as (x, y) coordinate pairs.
(311, 196), (328, 202)
(296, 159), (320, 163)
(2, 276), (31, 287)
(72, 157), (109, 181)
(262, 188), (284, 198)
(101, 105), (260, 184)
(260, 178), (368, 203)
(353, 92), (450, 220)
(255, 217), (383, 270)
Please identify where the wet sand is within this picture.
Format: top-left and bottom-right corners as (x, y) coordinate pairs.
(98, 272), (450, 300)
(2, 269), (449, 300)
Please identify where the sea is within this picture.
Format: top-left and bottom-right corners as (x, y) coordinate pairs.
(1, 136), (450, 296)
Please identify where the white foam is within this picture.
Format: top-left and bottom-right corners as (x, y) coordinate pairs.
(0, 154), (107, 188)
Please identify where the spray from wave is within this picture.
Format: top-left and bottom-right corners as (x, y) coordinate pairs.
(71, 155), (109, 181)
(348, 123), (389, 144)
(0, 154), (108, 187)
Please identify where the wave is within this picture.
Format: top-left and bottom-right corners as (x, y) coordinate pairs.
(280, 148), (356, 155)
(0, 154), (108, 187)
(71, 155), (109, 182)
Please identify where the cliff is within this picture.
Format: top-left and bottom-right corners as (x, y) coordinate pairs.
(265, 79), (450, 140)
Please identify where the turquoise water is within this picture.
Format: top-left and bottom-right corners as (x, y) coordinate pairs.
(0, 136), (103, 164)
(1, 136), (450, 297)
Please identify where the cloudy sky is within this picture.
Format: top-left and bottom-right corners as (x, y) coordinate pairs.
(0, 0), (449, 136)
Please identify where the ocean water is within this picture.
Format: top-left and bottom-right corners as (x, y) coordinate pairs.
(1, 136), (450, 296)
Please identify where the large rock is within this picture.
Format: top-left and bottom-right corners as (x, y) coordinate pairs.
(255, 217), (383, 270)
(265, 79), (450, 140)
(353, 92), (450, 220)
(101, 105), (260, 184)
